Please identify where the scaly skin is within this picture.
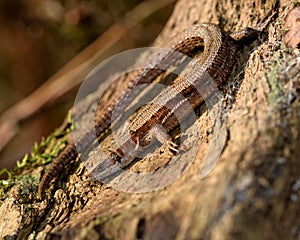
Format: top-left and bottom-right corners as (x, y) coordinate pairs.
(89, 24), (260, 181)
(38, 23), (223, 199)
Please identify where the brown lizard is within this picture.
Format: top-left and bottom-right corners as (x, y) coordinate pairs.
(38, 23), (218, 199)
(88, 24), (261, 181)
(38, 23), (260, 199)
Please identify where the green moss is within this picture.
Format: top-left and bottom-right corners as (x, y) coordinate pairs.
(0, 171), (40, 203)
(0, 169), (13, 200)
(0, 112), (73, 201)
(267, 51), (284, 104)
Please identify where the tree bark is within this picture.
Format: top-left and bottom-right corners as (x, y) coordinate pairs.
(1, 0), (300, 239)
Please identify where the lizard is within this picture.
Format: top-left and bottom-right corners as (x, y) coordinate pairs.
(88, 23), (261, 181)
(38, 23), (261, 200)
(38, 23), (218, 199)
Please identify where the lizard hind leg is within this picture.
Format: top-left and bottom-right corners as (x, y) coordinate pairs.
(149, 124), (179, 155)
(166, 140), (179, 154)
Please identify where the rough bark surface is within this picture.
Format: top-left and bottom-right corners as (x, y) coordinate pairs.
(1, 0), (300, 239)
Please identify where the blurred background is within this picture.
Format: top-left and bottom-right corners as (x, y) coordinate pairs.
(0, 0), (175, 169)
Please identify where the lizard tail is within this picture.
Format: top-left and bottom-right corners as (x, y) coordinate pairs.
(38, 144), (78, 200)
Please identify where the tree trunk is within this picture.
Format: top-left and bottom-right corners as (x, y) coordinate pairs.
(1, 0), (300, 239)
